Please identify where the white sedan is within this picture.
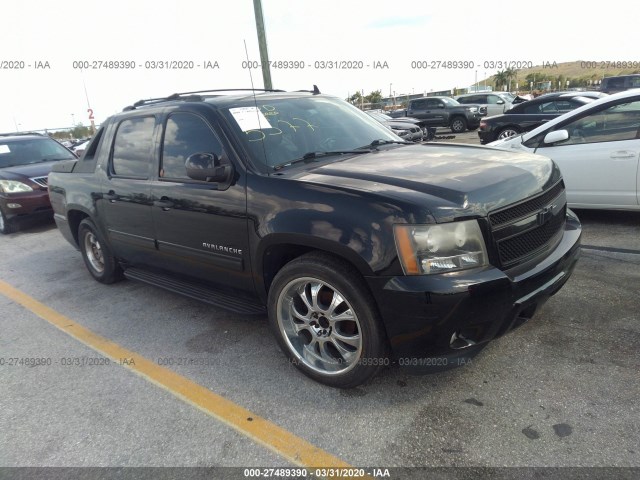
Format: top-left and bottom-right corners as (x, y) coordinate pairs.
(488, 89), (640, 211)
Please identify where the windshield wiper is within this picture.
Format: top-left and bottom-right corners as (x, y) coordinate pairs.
(272, 150), (371, 171)
(357, 139), (412, 150)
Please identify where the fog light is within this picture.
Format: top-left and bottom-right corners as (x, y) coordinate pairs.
(7, 203), (21, 209)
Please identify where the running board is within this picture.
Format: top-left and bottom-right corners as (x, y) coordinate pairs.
(123, 267), (266, 315)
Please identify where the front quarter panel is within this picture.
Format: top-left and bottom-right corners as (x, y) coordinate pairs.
(247, 174), (433, 297)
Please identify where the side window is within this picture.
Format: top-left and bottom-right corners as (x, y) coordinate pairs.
(112, 117), (155, 177)
(554, 101), (575, 113)
(540, 102), (559, 113)
(550, 100), (640, 146)
(487, 95), (500, 104)
(425, 99), (442, 108)
(74, 126), (105, 173)
(161, 113), (225, 180)
(523, 103), (542, 114)
(411, 99), (427, 109)
(629, 77), (640, 88)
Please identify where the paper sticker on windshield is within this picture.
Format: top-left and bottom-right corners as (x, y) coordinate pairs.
(0, 145), (10, 154)
(229, 107), (271, 132)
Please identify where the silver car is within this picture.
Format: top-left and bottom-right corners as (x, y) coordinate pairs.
(456, 92), (514, 117)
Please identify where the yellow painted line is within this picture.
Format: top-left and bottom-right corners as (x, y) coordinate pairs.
(0, 279), (357, 471)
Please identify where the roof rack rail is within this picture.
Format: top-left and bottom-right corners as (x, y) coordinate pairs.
(296, 85), (321, 95)
(122, 88), (287, 111)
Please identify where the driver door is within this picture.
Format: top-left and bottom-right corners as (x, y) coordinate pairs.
(150, 111), (252, 292)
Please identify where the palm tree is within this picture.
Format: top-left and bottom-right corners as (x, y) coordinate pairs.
(494, 70), (508, 90)
(505, 68), (518, 92)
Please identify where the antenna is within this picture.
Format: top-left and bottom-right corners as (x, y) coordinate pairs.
(244, 39), (270, 174)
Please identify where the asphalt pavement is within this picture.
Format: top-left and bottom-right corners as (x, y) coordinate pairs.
(0, 153), (638, 477)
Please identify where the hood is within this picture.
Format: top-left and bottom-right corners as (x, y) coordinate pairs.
(0, 161), (61, 180)
(295, 144), (560, 222)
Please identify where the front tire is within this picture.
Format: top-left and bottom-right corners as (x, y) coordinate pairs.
(0, 208), (16, 234)
(268, 252), (388, 388)
(78, 219), (123, 284)
(450, 117), (467, 133)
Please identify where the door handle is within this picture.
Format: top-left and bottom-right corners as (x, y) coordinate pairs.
(610, 151), (637, 159)
(104, 191), (118, 203)
(153, 198), (174, 211)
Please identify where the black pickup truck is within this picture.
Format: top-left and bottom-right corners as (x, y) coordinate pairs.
(388, 96), (485, 133)
(48, 88), (581, 388)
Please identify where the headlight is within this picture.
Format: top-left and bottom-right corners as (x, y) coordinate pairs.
(466, 107), (478, 113)
(393, 129), (410, 136)
(394, 220), (488, 275)
(0, 180), (33, 194)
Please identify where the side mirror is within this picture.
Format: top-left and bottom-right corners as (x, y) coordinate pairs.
(185, 152), (231, 182)
(496, 99), (505, 105)
(543, 130), (569, 145)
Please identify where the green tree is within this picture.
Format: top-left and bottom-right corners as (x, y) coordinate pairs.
(366, 90), (383, 104)
(504, 68), (518, 91)
(71, 123), (91, 139)
(348, 92), (363, 105)
(494, 70), (508, 90)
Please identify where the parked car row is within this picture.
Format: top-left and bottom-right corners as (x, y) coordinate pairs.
(478, 91), (608, 144)
(365, 110), (436, 141)
(490, 89), (640, 211)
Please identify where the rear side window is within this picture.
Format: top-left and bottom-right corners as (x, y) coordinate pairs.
(161, 113), (225, 180)
(111, 116), (155, 178)
(74, 127), (105, 173)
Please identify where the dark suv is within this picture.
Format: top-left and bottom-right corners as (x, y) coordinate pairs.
(48, 88), (581, 388)
(388, 97), (485, 133)
(0, 133), (76, 234)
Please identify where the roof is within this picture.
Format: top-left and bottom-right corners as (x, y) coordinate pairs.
(122, 86), (322, 112)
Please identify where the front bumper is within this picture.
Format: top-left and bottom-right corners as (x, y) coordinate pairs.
(0, 190), (53, 221)
(478, 130), (495, 144)
(366, 211), (581, 359)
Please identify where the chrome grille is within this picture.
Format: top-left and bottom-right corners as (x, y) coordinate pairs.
(30, 176), (48, 188)
(489, 181), (566, 269)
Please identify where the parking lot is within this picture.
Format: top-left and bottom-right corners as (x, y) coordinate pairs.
(1, 150), (639, 476)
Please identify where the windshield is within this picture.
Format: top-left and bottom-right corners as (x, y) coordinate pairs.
(499, 92), (516, 101)
(223, 96), (399, 171)
(0, 137), (75, 168)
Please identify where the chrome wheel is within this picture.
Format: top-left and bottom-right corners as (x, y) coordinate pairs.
(498, 128), (519, 139)
(83, 231), (105, 273)
(277, 277), (363, 375)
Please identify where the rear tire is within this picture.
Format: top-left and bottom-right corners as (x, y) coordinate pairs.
(268, 252), (388, 388)
(78, 218), (123, 284)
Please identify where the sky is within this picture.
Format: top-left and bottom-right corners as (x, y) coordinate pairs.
(0, 0), (637, 133)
